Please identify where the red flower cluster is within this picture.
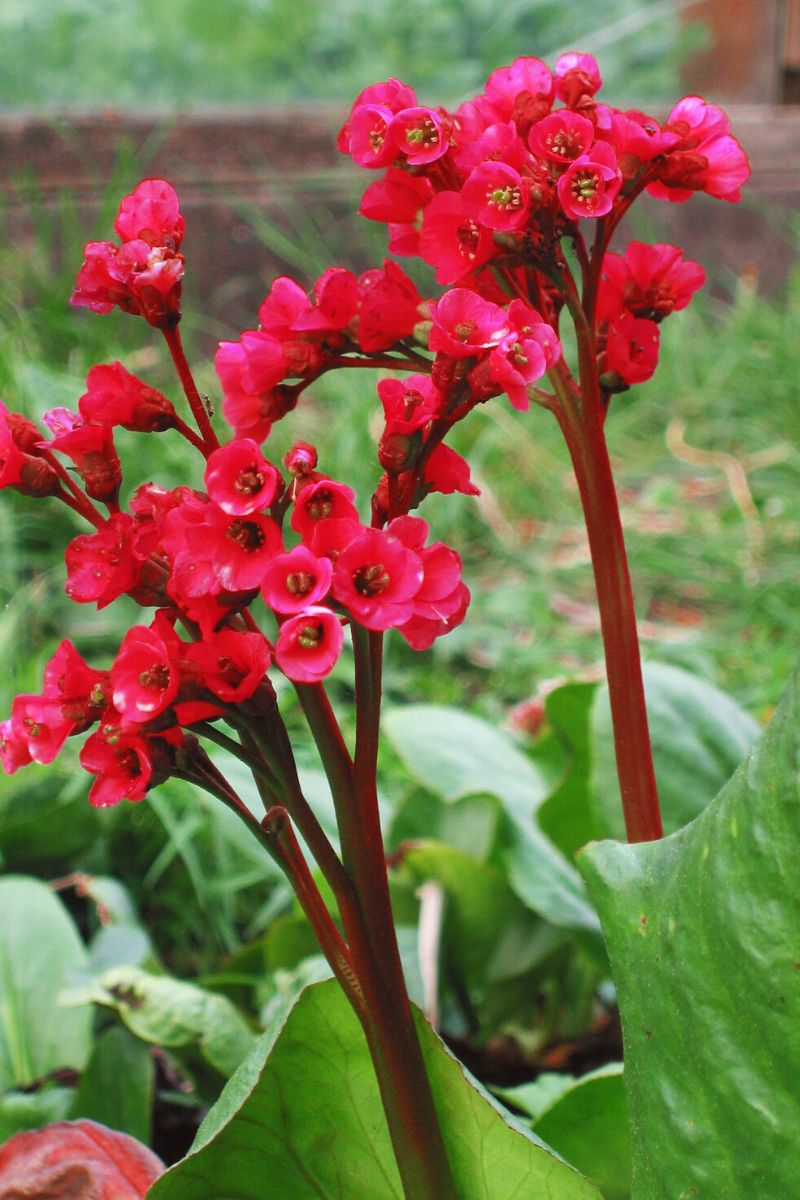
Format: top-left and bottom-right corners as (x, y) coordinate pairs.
(1, 53), (749, 812)
(71, 180), (185, 328)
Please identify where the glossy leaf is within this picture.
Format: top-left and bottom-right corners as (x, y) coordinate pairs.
(0, 877), (92, 1088)
(384, 705), (599, 932)
(591, 661), (759, 837)
(149, 979), (603, 1200)
(69, 1026), (154, 1144)
(63, 966), (255, 1078)
(579, 665), (800, 1197)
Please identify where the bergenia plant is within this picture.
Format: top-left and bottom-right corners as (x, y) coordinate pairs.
(1, 52), (761, 1199)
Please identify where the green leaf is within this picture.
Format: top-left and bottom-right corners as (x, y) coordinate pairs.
(591, 662), (760, 837)
(63, 965), (255, 1078)
(538, 682), (603, 857)
(384, 705), (600, 932)
(383, 704), (551, 818)
(69, 1024), (154, 1144)
(149, 979), (603, 1200)
(579, 664), (800, 1198)
(0, 1088), (73, 1141)
(0, 876), (91, 1088)
(533, 1065), (631, 1200)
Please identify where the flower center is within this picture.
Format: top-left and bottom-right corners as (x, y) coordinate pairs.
(453, 319), (477, 343)
(487, 185), (521, 210)
(572, 169), (600, 204)
(234, 465), (266, 496)
(306, 489), (335, 521)
(456, 220), (481, 260)
(297, 622), (322, 649)
(227, 519), (267, 552)
(352, 563), (390, 597)
(286, 571), (314, 595)
(138, 663), (170, 691)
(406, 119), (438, 148)
(546, 130), (582, 159)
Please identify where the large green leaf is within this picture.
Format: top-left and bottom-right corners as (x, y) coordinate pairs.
(69, 1025), (154, 1144)
(63, 965), (255, 1078)
(384, 705), (600, 932)
(0, 876), (91, 1088)
(579, 665), (800, 1198)
(591, 662), (759, 838)
(149, 979), (603, 1200)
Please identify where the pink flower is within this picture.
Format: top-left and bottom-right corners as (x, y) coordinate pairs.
(112, 624), (180, 724)
(391, 107), (449, 166)
(423, 444), (480, 497)
(398, 581), (471, 650)
(184, 628), (271, 702)
(0, 718), (32, 774)
(419, 192), (496, 285)
(41, 416), (122, 505)
(275, 607), (344, 683)
(461, 161), (530, 232)
(284, 441), (318, 479)
(204, 438), (280, 516)
(554, 53), (603, 106)
(0, 404), (28, 491)
(599, 242), (706, 321)
(428, 289), (509, 358)
(261, 545), (333, 614)
(114, 179), (185, 250)
(359, 168), (433, 223)
(65, 514), (141, 608)
(80, 722), (154, 807)
(483, 302), (561, 410)
(647, 96), (750, 203)
(79, 362), (177, 433)
(528, 111), (595, 165)
(378, 375), (442, 436)
(332, 526), (423, 631)
(338, 79), (416, 167)
(9, 695), (73, 766)
(72, 239), (184, 329)
(604, 313), (660, 385)
(557, 141), (622, 219)
(291, 479), (359, 541)
(357, 261), (423, 352)
(12, 640), (111, 764)
(192, 504), (283, 592)
(483, 58), (554, 125)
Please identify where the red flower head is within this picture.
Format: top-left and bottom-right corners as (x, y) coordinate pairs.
(599, 241), (706, 322)
(483, 300), (561, 410)
(204, 438), (280, 516)
(284, 441), (318, 479)
(647, 96), (750, 203)
(215, 332), (292, 442)
(428, 289), (509, 359)
(41, 413), (122, 505)
(557, 141), (622, 220)
(275, 607), (344, 683)
(291, 478), (359, 541)
(72, 239), (184, 329)
(113, 178), (185, 250)
(554, 52), (603, 107)
(79, 362), (177, 433)
(184, 628), (271, 703)
(391, 107), (449, 166)
(339, 78), (416, 168)
(419, 192), (496, 285)
(193, 504), (283, 593)
(112, 624), (180, 724)
(0, 718), (33, 775)
(462, 161), (530, 232)
(483, 57), (554, 131)
(333, 526), (423, 631)
(65, 513), (141, 608)
(604, 313), (660, 385)
(529, 111), (595, 166)
(357, 261), (424, 352)
(261, 545), (333, 614)
(80, 722), (154, 807)
(378, 375), (442, 437)
(423, 444), (480, 497)
(359, 168), (433, 224)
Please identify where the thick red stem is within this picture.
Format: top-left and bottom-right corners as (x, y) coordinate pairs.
(162, 325), (219, 454)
